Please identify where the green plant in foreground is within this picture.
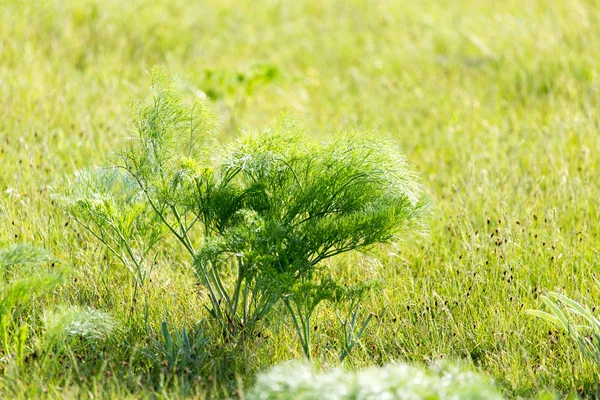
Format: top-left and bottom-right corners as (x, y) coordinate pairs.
(526, 285), (600, 373)
(59, 68), (428, 360)
(205, 124), (428, 356)
(248, 361), (505, 400)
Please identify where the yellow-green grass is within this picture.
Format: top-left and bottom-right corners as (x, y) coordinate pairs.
(1, 0), (599, 398)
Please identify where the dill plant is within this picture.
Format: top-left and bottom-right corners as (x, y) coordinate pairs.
(52, 168), (163, 322)
(194, 125), (428, 356)
(57, 68), (428, 359)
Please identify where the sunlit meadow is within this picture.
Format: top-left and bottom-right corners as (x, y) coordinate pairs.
(1, 0), (599, 398)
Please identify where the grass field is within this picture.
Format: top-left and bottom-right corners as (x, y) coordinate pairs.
(1, 0), (599, 398)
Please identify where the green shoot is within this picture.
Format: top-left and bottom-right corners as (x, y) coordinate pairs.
(140, 321), (210, 375)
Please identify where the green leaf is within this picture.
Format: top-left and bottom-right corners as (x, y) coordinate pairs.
(0, 244), (57, 269)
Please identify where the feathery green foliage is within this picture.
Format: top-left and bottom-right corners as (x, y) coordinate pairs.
(59, 69), (427, 358)
(0, 245), (61, 371)
(0, 244), (57, 270)
(194, 122), (428, 348)
(248, 361), (505, 400)
(52, 168), (164, 320)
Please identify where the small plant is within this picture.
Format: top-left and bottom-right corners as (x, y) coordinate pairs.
(52, 168), (164, 321)
(44, 306), (117, 341)
(282, 277), (340, 360)
(334, 281), (377, 363)
(248, 360), (505, 400)
(0, 244), (56, 271)
(41, 306), (117, 377)
(140, 321), (210, 374)
(526, 286), (600, 369)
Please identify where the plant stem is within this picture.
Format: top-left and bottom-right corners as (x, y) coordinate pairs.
(283, 297), (311, 360)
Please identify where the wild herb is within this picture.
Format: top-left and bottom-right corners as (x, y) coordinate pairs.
(44, 306), (117, 342)
(57, 68), (428, 358)
(41, 306), (117, 375)
(0, 244), (56, 270)
(52, 168), (163, 322)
